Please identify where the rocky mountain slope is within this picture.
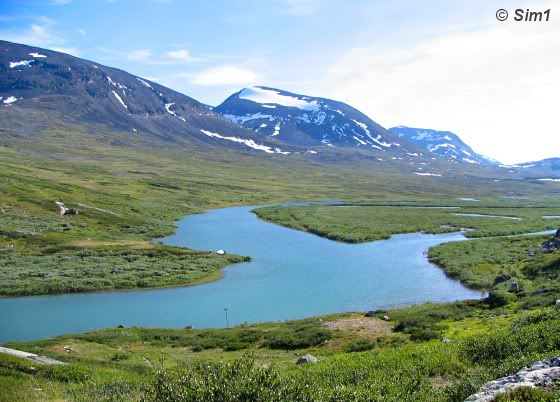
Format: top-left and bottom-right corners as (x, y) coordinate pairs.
(214, 86), (413, 155)
(0, 40), (291, 154)
(388, 126), (499, 166)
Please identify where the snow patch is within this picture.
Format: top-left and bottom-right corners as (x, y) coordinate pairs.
(238, 87), (319, 111)
(29, 53), (47, 58)
(223, 113), (272, 124)
(413, 172), (442, 177)
(272, 123), (280, 136)
(200, 129), (288, 154)
(538, 178), (560, 182)
(165, 103), (176, 116)
(9, 60), (33, 68)
(136, 78), (152, 88)
(261, 104), (276, 108)
(107, 76), (117, 86)
(3, 96), (17, 105)
(111, 91), (127, 109)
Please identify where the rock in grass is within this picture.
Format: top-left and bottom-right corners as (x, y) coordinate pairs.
(508, 282), (520, 292)
(465, 356), (560, 401)
(296, 354), (318, 365)
(555, 300), (560, 309)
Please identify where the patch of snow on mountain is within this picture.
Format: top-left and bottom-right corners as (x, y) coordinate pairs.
(538, 178), (560, 182)
(313, 111), (327, 125)
(272, 123), (280, 136)
(137, 78), (152, 88)
(200, 129), (285, 154)
(112, 91), (127, 109)
(165, 103), (176, 116)
(261, 104), (276, 108)
(239, 87), (319, 111)
(9, 60), (33, 68)
(92, 65), (98, 69)
(353, 136), (367, 145)
(107, 76), (117, 86)
(464, 158), (479, 164)
(414, 172), (442, 177)
(259, 123), (267, 128)
(3, 96), (17, 105)
(223, 113), (272, 124)
(29, 53), (47, 58)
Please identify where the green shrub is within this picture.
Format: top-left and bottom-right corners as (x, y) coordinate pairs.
(346, 339), (377, 352)
(492, 386), (558, 401)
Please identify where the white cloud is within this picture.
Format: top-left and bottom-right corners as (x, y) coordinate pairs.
(127, 49), (152, 60)
(323, 2), (560, 164)
(187, 65), (260, 86)
(0, 17), (79, 55)
(167, 49), (195, 61)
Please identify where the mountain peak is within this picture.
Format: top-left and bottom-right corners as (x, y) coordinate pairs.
(215, 86), (408, 152)
(389, 126), (500, 166)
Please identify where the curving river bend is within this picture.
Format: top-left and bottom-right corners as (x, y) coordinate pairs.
(0, 205), (484, 342)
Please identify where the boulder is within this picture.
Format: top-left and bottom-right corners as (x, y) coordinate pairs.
(296, 354), (318, 365)
(494, 274), (511, 285)
(541, 236), (560, 253)
(465, 357), (560, 401)
(555, 300), (560, 310)
(508, 282), (520, 292)
(382, 315), (390, 321)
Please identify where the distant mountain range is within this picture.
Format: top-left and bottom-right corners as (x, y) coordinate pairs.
(388, 126), (500, 166)
(1, 40), (558, 179)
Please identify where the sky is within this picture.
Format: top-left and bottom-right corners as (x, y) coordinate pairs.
(0, 0), (558, 164)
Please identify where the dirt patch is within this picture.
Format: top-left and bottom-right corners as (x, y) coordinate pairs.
(323, 317), (392, 339)
(69, 240), (155, 249)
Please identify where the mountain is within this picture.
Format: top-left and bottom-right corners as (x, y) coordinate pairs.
(499, 158), (560, 179)
(388, 126), (500, 166)
(0, 40), (292, 154)
(214, 86), (411, 154)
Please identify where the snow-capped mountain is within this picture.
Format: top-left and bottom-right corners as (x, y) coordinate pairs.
(389, 126), (500, 166)
(0, 40), (291, 155)
(214, 87), (407, 152)
(499, 158), (560, 178)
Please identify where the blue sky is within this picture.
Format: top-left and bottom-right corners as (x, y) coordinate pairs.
(0, 0), (558, 164)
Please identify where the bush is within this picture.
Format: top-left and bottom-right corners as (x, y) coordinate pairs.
(492, 386), (558, 401)
(410, 329), (441, 342)
(346, 339), (377, 352)
(486, 290), (515, 308)
(262, 325), (331, 349)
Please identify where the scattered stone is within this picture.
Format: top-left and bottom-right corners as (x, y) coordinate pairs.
(216, 249), (226, 255)
(296, 354), (318, 365)
(382, 315), (390, 321)
(508, 282), (520, 292)
(555, 300), (560, 309)
(465, 356), (560, 402)
(494, 274), (511, 285)
(541, 234), (560, 253)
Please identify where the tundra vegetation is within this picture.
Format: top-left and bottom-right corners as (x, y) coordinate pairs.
(2, 129), (560, 400)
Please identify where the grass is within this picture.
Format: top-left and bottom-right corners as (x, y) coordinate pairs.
(253, 203), (560, 243)
(4, 308), (560, 401)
